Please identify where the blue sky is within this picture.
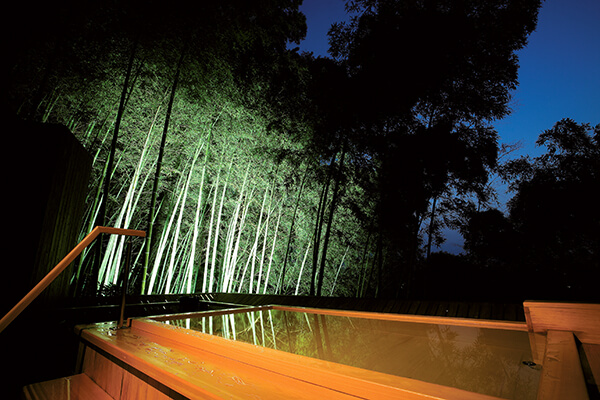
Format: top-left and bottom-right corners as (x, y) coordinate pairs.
(297, 0), (600, 253)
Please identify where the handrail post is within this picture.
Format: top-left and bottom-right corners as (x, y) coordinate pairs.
(118, 238), (132, 329)
(0, 226), (145, 334)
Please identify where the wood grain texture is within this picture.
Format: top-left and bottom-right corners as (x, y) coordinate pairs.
(524, 301), (600, 366)
(79, 324), (360, 400)
(120, 372), (173, 400)
(83, 347), (125, 399)
(132, 314), (524, 400)
(76, 316), (519, 400)
(537, 330), (589, 400)
(272, 305), (528, 331)
(581, 343), (600, 395)
(524, 302), (600, 345)
(22, 374), (113, 400)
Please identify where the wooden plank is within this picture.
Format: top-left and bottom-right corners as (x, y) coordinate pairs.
(83, 347), (124, 399)
(524, 302), (600, 345)
(408, 301), (421, 315)
(528, 332), (547, 365)
(425, 301), (439, 316)
(524, 304), (544, 364)
(417, 301), (432, 316)
(135, 306), (532, 398)
(435, 302), (449, 317)
(446, 302), (459, 318)
(120, 368), (174, 400)
(490, 303), (503, 321)
(79, 322), (376, 399)
(479, 303), (492, 320)
(468, 303), (480, 319)
(524, 301), (600, 363)
(22, 374), (113, 400)
(126, 318), (508, 400)
(456, 302), (470, 318)
(581, 343), (600, 395)
(381, 299), (396, 313)
(271, 305), (528, 331)
(396, 300), (412, 314)
(504, 303), (517, 322)
(537, 330), (589, 400)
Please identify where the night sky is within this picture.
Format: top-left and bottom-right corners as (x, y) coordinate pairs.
(297, 0), (600, 253)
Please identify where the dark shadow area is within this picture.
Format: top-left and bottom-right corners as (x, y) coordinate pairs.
(420, 251), (600, 304)
(576, 336), (600, 400)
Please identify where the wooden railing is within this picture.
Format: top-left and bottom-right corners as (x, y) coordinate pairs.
(0, 226), (146, 333)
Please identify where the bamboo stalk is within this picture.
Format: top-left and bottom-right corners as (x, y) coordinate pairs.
(221, 165), (249, 292)
(330, 245), (350, 296)
(186, 164), (206, 294)
(203, 170), (221, 293)
(263, 202), (283, 294)
(295, 238), (312, 295)
(209, 161), (232, 292)
(147, 177), (186, 294)
(165, 142), (205, 294)
(249, 188), (269, 293)
(226, 187), (253, 292)
(142, 47), (185, 294)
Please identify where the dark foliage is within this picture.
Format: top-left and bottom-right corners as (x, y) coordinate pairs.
(458, 119), (600, 302)
(327, 0), (541, 298)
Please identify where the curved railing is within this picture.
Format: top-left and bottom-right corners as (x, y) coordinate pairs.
(0, 226), (146, 333)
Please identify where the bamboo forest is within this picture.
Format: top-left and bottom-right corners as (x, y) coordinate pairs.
(6, 0), (599, 303)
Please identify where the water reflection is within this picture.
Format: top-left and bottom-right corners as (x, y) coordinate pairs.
(166, 309), (540, 400)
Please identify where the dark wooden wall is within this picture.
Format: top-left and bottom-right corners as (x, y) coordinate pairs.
(3, 118), (91, 314)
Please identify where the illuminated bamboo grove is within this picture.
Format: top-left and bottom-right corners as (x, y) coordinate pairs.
(8, 0), (543, 299)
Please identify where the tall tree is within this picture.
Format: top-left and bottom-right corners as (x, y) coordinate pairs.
(501, 119), (600, 301)
(279, 164), (309, 294)
(141, 48), (185, 294)
(90, 39), (138, 295)
(316, 147), (347, 296)
(327, 0), (541, 297)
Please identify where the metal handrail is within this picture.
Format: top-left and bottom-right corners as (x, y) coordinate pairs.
(0, 226), (146, 333)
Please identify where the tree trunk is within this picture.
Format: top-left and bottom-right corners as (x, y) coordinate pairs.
(426, 195), (438, 260)
(165, 141), (204, 294)
(209, 161), (232, 292)
(224, 185), (253, 292)
(295, 237), (312, 295)
(146, 174), (186, 294)
(263, 203), (282, 294)
(356, 230), (372, 298)
(203, 170), (221, 292)
(330, 245), (349, 296)
(98, 109), (157, 288)
(186, 161), (207, 293)
(279, 164), (309, 294)
(375, 233), (383, 298)
(310, 179), (329, 296)
(141, 48), (185, 294)
(248, 187), (269, 293)
(90, 39), (137, 296)
(316, 148), (346, 296)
